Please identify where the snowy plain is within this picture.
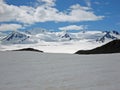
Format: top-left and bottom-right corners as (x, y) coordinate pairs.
(0, 51), (120, 90)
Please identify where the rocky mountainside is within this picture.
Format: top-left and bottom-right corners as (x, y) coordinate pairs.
(13, 48), (43, 52)
(75, 39), (120, 54)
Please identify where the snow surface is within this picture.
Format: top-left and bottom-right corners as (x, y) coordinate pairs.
(0, 51), (120, 90)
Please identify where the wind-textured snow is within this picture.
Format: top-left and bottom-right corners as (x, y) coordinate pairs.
(0, 51), (120, 90)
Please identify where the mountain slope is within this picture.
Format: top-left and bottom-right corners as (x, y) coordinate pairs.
(13, 48), (43, 52)
(75, 39), (120, 54)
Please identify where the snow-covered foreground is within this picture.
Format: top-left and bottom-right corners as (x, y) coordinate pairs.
(0, 51), (120, 90)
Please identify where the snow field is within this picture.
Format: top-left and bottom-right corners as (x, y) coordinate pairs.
(0, 51), (120, 90)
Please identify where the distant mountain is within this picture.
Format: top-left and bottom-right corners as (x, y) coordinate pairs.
(0, 30), (120, 45)
(103, 30), (120, 35)
(59, 32), (72, 41)
(75, 39), (120, 54)
(96, 31), (119, 43)
(1, 31), (30, 44)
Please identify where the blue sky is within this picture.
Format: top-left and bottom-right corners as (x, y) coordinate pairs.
(0, 0), (120, 32)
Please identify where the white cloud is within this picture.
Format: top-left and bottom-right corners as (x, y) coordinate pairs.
(0, 0), (38, 24)
(0, 0), (4, 3)
(85, 0), (91, 7)
(0, 0), (104, 24)
(66, 4), (104, 22)
(94, 1), (101, 5)
(0, 0), (3, 3)
(37, 0), (56, 6)
(0, 1), (36, 24)
(93, 1), (109, 5)
(34, 4), (104, 23)
(59, 25), (87, 31)
(0, 24), (22, 31)
(70, 4), (90, 10)
(116, 22), (120, 26)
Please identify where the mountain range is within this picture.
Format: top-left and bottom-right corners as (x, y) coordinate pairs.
(0, 30), (120, 53)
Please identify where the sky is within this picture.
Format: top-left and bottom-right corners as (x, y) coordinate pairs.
(0, 0), (120, 32)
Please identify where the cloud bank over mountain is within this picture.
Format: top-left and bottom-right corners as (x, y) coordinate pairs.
(0, 24), (22, 31)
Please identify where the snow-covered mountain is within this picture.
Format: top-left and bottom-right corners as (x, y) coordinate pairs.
(1, 31), (31, 44)
(0, 30), (120, 44)
(58, 31), (72, 41)
(96, 31), (120, 43)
